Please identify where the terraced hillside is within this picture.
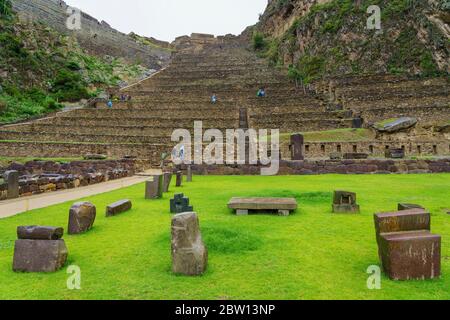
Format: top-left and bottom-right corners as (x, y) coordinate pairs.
(0, 36), (448, 162)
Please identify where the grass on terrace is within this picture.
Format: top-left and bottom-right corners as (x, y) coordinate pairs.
(275, 128), (375, 143)
(0, 157), (84, 167)
(0, 174), (449, 300)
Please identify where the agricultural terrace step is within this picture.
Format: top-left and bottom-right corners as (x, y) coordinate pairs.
(339, 85), (448, 98)
(359, 105), (450, 123)
(127, 83), (296, 92)
(346, 96), (450, 110)
(56, 109), (239, 118)
(35, 117), (239, 128)
(250, 111), (351, 120)
(0, 131), (175, 144)
(343, 88), (449, 102)
(1, 124), (236, 136)
(331, 76), (448, 89)
(249, 118), (354, 132)
(0, 141), (168, 159)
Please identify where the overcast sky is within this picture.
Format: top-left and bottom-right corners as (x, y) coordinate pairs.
(64, 0), (268, 42)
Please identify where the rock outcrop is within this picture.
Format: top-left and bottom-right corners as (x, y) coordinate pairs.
(11, 0), (171, 69)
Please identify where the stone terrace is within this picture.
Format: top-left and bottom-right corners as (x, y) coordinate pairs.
(0, 40), (356, 160)
(0, 37), (448, 162)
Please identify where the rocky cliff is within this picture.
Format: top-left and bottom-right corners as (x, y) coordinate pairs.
(253, 0), (450, 82)
(11, 0), (171, 69)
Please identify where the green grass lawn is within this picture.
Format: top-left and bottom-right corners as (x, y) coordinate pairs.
(0, 174), (449, 300)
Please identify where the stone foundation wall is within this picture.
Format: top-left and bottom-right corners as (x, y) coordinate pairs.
(280, 140), (450, 159)
(0, 159), (151, 200)
(184, 159), (450, 175)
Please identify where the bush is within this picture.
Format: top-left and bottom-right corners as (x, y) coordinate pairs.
(0, 0), (12, 18)
(252, 32), (266, 51)
(51, 69), (89, 101)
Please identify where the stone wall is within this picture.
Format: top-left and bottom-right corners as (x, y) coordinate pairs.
(184, 159), (450, 175)
(11, 0), (171, 69)
(0, 159), (150, 200)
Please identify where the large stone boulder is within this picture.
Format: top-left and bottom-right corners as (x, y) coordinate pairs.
(145, 175), (163, 199)
(68, 202), (96, 234)
(374, 117), (417, 133)
(13, 239), (68, 273)
(171, 212), (207, 276)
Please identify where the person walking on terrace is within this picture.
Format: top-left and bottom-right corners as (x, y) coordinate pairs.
(107, 99), (113, 109)
(257, 87), (266, 97)
(211, 94), (218, 104)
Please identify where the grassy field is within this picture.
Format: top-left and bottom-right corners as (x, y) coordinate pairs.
(0, 174), (449, 300)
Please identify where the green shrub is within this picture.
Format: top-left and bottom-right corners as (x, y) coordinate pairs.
(252, 32), (266, 51)
(0, 0), (12, 18)
(51, 69), (89, 101)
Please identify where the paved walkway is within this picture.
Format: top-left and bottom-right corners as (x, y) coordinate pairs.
(0, 173), (158, 219)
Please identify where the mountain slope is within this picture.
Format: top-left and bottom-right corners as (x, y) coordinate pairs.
(253, 0), (449, 83)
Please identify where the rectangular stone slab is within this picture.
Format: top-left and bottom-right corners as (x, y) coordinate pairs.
(106, 199), (132, 217)
(379, 230), (441, 280)
(17, 226), (64, 240)
(374, 209), (430, 235)
(228, 198), (298, 211)
(13, 239), (68, 273)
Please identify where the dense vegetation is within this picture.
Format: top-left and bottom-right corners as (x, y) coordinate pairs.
(254, 0), (449, 84)
(0, 3), (145, 124)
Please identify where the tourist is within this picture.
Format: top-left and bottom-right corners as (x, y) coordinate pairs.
(211, 94), (217, 104)
(107, 100), (113, 109)
(257, 88), (266, 97)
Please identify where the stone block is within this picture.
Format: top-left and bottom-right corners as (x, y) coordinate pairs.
(332, 191), (360, 213)
(4, 170), (19, 199)
(171, 212), (207, 276)
(186, 165), (193, 182)
(106, 199), (132, 217)
(162, 172), (172, 193)
(374, 209), (440, 280)
(13, 239), (68, 273)
(68, 202), (96, 234)
(17, 226), (64, 240)
(290, 134), (304, 160)
(170, 193), (193, 214)
(176, 171), (183, 187)
(145, 175), (163, 199)
(228, 197), (297, 215)
(398, 203), (424, 211)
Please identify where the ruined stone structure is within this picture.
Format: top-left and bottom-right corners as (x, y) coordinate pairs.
(11, 0), (171, 68)
(0, 31), (448, 167)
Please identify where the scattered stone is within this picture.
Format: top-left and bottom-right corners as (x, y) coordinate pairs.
(17, 226), (64, 240)
(330, 152), (343, 160)
(13, 226), (68, 273)
(162, 172), (173, 193)
(343, 153), (369, 160)
(171, 212), (208, 276)
(170, 193), (194, 214)
(290, 134), (304, 160)
(398, 203), (424, 211)
(332, 191), (360, 213)
(186, 165), (193, 182)
(227, 197), (298, 216)
(374, 209), (441, 280)
(4, 170), (19, 199)
(145, 174), (163, 199)
(385, 148), (405, 159)
(106, 199), (132, 217)
(68, 202), (96, 234)
(83, 154), (107, 160)
(176, 171), (183, 187)
(374, 117), (417, 133)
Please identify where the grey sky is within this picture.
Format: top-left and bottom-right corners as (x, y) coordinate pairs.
(64, 0), (268, 42)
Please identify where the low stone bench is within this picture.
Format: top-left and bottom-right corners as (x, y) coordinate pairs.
(374, 208), (441, 280)
(106, 199), (132, 217)
(228, 197), (298, 216)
